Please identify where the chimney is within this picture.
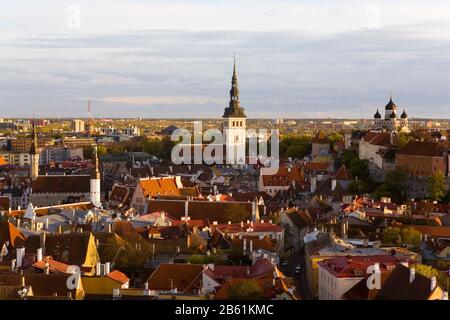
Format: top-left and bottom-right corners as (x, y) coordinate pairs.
(332, 178), (337, 191)
(96, 262), (102, 276)
(16, 218), (20, 228)
(58, 225), (62, 234)
(36, 248), (43, 262)
(16, 247), (25, 268)
(104, 262), (111, 275)
(431, 276), (437, 291)
(45, 218), (49, 230)
(40, 232), (46, 249)
(11, 259), (16, 271)
(409, 268), (415, 283)
(108, 223), (112, 233)
(184, 200), (189, 217)
(44, 263), (50, 275)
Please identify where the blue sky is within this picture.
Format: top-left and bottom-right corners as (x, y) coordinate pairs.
(1, 0), (450, 118)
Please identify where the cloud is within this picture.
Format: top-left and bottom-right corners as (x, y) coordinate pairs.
(99, 95), (225, 106)
(1, 1), (450, 118)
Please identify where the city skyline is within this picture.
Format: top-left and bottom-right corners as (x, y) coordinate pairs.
(1, 0), (450, 119)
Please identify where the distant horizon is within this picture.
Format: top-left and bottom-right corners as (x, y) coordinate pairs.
(1, 1), (450, 118)
(2, 117), (449, 121)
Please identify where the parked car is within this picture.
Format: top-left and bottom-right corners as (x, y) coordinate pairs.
(295, 265), (302, 275)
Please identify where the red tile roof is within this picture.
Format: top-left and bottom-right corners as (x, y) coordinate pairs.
(107, 270), (129, 285)
(0, 221), (26, 248)
(32, 256), (70, 273)
(31, 175), (90, 194)
(334, 165), (352, 180)
(261, 167), (304, 187)
(146, 263), (203, 293)
(318, 255), (409, 278)
(398, 141), (447, 157)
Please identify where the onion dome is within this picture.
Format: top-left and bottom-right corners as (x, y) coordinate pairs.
(385, 96), (397, 111)
(400, 110), (408, 119)
(390, 111), (397, 119)
(374, 109), (382, 119)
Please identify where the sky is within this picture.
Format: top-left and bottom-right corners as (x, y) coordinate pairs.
(1, 0), (450, 119)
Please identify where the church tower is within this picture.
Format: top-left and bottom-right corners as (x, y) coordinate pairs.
(90, 144), (101, 207)
(223, 59), (247, 164)
(29, 122), (39, 181)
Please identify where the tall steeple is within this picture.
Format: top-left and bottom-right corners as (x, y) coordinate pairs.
(223, 58), (246, 118)
(90, 144), (101, 207)
(30, 121), (38, 155)
(91, 144), (100, 180)
(29, 120), (39, 181)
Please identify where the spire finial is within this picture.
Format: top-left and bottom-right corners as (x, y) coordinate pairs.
(232, 52), (237, 78)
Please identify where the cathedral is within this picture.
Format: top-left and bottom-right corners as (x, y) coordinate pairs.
(373, 96), (410, 133)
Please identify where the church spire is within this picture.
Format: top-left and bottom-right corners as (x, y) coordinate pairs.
(223, 58), (246, 118)
(91, 144), (100, 179)
(30, 120), (38, 155)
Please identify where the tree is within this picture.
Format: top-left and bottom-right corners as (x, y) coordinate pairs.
(224, 204), (250, 223)
(285, 144), (308, 159)
(397, 132), (413, 148)
(400, 227), (421, 246)
(383, 227), (400, 245)
(427, 171), (447, 202)
(280, 135), (311, 159)
(373, 171), (407, 204)
(114, 233), (152, 284)
(348, 158), (369, 180)
(414, 264), (447, 288)
(383, 227), (420, 246)
(229, 280), (263, 300)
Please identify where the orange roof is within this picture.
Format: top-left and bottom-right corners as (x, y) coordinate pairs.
(334, 165), (352, 180)
(261, 167), (304, 187)
(32, 256), (70, 273)
(0, 156), (6, 166)
(407, 225), (450, 238)
(139, 177), (181, 198)
(107, 270), (129, 285)
(146, 263), (203, 292)
(305, 162), (332, 171)
(0, 221), (26, 248)
(312, 131), (329, 144)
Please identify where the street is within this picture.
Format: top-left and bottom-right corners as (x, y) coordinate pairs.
(280, 250), (312, 300)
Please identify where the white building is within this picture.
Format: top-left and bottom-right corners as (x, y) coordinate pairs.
(72, 119), (85, 133)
